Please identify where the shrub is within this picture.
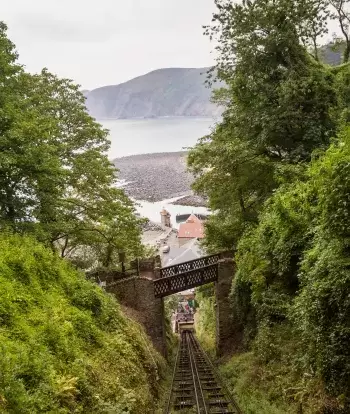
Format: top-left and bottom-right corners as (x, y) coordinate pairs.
(0, 233), (164, 413)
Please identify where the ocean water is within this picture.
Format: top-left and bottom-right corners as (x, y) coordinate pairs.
(134, 196), (209, 229)
(100, 117), (214, 224)
(100, 117), (215, 159)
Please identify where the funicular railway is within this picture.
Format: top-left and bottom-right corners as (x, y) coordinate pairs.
(161, 253), (241, 413)
(151, 252), (241, 412)
(165, 330), (241, 414)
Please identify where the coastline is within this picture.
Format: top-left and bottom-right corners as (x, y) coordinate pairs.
(169, 194), (207, 207)
(114, 151), (206, 205)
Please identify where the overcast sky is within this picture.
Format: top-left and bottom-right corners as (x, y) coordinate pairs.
(2, 0), (217, 90)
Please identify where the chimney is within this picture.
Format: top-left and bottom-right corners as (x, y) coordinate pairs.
(160, 208), (171, 228)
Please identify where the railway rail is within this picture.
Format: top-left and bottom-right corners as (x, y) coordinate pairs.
(165, 331), (242, 414)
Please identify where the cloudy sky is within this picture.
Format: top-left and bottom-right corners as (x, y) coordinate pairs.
(2, 0), (217, 90)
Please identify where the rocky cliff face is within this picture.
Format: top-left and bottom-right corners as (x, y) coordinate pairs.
(85, 67), (222, 119)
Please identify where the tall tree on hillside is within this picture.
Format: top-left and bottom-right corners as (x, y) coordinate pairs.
(0, 23), (143, 267)
(0, 22), (25, 222)
(189, 0), (336, 250)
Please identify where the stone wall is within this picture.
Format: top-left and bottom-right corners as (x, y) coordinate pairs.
(104, 267), (167, 357)
(92, 253), (239, 358)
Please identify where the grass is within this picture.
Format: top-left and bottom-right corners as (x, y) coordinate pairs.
(0, 233), (165, 413)
(220, 352), (297, 414)
(219, 323), (344, 414)
(194, 286), (216, 358)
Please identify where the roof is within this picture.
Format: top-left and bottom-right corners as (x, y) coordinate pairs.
(162, 239), (203, 267)
(178, 214), (204, 239)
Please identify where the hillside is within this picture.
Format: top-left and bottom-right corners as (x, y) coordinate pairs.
(85, 67), (222, 119)
(84, 48), (344, 121)
(0, 233), (164, 413)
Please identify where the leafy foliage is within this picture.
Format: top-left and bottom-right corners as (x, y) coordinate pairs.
(189, 0), (337, 251)
(194, 284), (217, 356)
(233, 127), (350, 410)
(189, 0), (350, 411)
(0, 233), (164, 413)
(0, 22), (143, 269)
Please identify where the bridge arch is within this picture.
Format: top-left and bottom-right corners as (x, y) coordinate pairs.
(94, 253), (239, 357)
(154, 252), (239, 357)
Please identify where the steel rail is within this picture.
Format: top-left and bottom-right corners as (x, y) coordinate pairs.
(187, 332), (209, 414)
(194, 334), (243, 414)
(187, 332), (202, 414)
(165, 330), (242, 414)
(164, 337), (181, 414)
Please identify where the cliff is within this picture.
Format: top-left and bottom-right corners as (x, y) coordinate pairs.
(85, 67), (222, 119)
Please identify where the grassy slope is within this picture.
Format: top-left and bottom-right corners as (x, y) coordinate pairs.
(194, 285), (216, 358)
(0, 233), (165, 413)
(194, 291), (326, 414)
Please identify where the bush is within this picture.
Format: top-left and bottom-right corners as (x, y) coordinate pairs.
(232, 127), (350, 411)
(194, 284), (216, 356)
(0, 233), (164, 413)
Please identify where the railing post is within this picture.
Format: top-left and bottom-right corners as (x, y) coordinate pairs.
(154, 266), (161, 280)
(167, 278), (171, 293)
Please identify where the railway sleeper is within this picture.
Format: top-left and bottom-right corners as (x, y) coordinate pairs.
(175, 395), (193, 401)
(174, 401), (195, 409)
(209, 400), (230, 407)
(209, 411), (236, 414)
(177, 381), (193, 387)
(203, 386), (222, 391)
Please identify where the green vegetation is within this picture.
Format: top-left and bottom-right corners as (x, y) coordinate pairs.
(194, 285), (216, 357)
(189, 0), (350, 412)
(0, 22), (144, 270)
(0, 21), (166, 413)
(0, 233), (164, 413)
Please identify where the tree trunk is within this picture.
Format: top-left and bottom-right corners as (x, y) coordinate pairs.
(103, 244), (114, 268)
(344, 43), (350, 63)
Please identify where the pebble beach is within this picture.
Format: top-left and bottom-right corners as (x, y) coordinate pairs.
(113, 152), (206, 206)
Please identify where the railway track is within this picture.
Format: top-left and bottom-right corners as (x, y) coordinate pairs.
(165, 331), (242, 414)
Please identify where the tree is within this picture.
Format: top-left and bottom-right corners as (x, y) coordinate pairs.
(189, 0), (336, 250)
(330, 0), (350, 62)
(207, 0), (335, 161)
(188, 118), (277, 250)
(0, 23), (143, 267)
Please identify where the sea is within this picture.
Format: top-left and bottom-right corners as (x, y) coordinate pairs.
(100, 117), (214, 225)
(134, 196), (209, 230)
(101, 117), (214, 159)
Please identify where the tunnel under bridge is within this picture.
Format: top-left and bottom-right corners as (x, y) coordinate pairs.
(93, 252), (241, 357)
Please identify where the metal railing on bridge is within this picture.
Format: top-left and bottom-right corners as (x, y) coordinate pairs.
(154, 253), (221, 298)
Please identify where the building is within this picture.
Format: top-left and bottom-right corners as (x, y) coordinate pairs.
(161, 238), (203, 267)
(177, 214), (204, 246)
(160, 208), (172, 228)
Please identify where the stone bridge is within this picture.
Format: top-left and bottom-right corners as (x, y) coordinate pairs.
(92, 253), (240, 358)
